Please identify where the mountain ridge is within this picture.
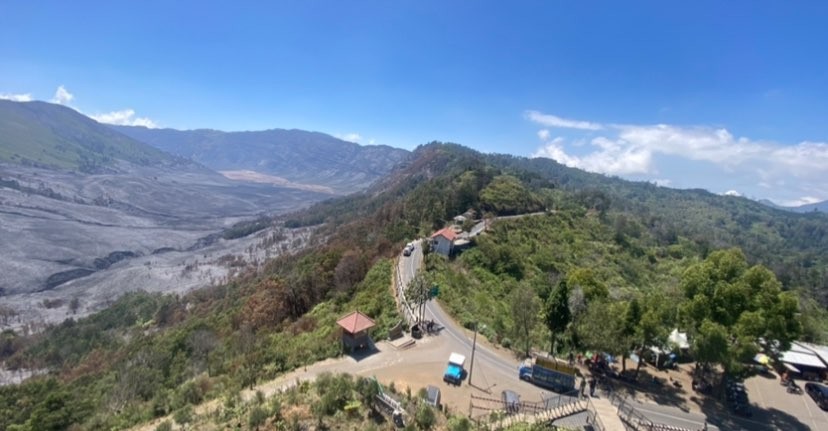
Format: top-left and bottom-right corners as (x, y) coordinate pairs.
(112, 125), (411, 194)
(0, 100), (187, 173)
(758, 198), (828, 213)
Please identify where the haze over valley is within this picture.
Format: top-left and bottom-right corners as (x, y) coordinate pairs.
(0, 100), (408, 328)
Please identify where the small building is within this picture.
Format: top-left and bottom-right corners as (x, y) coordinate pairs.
(430, 227), (459, 256)
(425, 385), (441, 407)
(336, 311), (376, 352)
(452, 210), (477, 227)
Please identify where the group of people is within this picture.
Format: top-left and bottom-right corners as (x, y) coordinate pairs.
(579, 375), (598, 398)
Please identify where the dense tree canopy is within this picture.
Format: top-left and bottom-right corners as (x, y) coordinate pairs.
(681, 248), (802, 372)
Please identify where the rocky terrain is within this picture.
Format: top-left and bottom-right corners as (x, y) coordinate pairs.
(0, 100), (393, 330)
(0, 161), (325, 329)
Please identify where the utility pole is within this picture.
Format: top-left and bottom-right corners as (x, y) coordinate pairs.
(469, 322), (478, 385)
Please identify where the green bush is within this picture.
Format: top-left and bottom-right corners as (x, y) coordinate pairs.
(248, 406), (268, 429)
(173, 405), (193, 425)
(414, 403), (436, 430)
(154, 420), (173, 431)
(446, 416), (472, 431)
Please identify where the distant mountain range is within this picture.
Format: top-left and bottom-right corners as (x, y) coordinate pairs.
(0, 100), (411, 324)
(0, 100), (182, 173)
(758, 198), (828, 213)
(113, 125), (411, 194)
(0, 101), (334, 308)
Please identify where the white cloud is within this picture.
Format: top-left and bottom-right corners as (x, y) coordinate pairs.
(533, 136), (652, 175)
(528, 110), (828, 203)
(90, 109), (158, 128)
(339, 133), (362, 143)
(723, 190), (741, 197)
(781, 196), (823, 207)
(537, 129), (551, 141)
(0, 92), (33, 102)
(525, 110), (603, 130)
(51, 85), (74, 105)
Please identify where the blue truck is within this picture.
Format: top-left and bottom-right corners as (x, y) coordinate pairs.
(443, 352), (466, 385)
(519, 356), (577, 393)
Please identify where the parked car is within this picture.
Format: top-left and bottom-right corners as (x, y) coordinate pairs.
(724, 378), (752, 416)
(403, 243), (414, 256)
(805, 382), (828, 410)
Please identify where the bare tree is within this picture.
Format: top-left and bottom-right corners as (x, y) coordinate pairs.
(511, 285), (540, 358)
(405, 273), (431, 324)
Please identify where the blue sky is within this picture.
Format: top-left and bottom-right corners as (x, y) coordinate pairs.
(1, 1), (827, 205)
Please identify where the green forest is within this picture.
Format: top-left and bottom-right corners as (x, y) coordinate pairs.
(2, 143), (827, 430)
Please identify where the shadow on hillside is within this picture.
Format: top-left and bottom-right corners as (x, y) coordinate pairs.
(694, 392), (812, 431)
(602, 368), (690, 411)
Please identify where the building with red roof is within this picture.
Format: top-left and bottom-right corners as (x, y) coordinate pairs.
(430, 227), (459, 256)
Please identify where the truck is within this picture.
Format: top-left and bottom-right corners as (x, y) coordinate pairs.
(443, 352), (466, 385)
(519, 356), (577, 393)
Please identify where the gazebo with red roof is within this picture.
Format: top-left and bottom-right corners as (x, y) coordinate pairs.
(336, 310), (376, 352)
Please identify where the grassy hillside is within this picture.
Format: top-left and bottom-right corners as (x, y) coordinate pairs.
(0, 100), (175, 172)
(1, 142), (826, 430)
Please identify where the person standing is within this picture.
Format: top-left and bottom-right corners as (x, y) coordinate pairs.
(579, 378), (587, 399)
(588, 376), (596, 397)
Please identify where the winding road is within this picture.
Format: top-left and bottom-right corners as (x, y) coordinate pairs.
(398, 239), (726, 431)
(398, 240), (556, 395)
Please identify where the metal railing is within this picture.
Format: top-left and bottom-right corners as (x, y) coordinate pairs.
(471, 391), (589, 430)
(394, 259), (417, 326)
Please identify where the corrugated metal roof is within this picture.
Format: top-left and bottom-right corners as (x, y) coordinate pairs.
(781, 350), (827, 369)
(798, 342), (828, 364)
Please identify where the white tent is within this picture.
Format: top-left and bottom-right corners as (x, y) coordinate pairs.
(668, 329), (690, 350)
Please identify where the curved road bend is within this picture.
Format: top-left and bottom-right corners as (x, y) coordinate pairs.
(399, 240), (727, 431)
(399, 240), (557, 395)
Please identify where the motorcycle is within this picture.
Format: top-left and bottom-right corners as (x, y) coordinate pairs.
(787, 380), (803, 395)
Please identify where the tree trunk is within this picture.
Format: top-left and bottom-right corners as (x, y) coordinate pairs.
(525, 327), (531, 358)
(550, 332), (555, 356)
(634, 349), (644, 378)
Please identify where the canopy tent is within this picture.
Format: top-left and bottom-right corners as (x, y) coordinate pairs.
(783, 363), (801, 374)
(668, 329), (690, 350)
(753, 353), (770, 365)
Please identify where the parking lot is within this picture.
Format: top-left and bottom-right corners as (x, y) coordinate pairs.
(743, 373), (828, 430)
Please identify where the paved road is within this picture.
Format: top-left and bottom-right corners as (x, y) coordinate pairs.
(400, 241), (517, 375)
(399, 240), (730, 431)
(398, 240), (561, 395)
(629, 401), (719, 431)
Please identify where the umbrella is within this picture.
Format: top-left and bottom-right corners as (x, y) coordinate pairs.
(754, 353), (770, 365)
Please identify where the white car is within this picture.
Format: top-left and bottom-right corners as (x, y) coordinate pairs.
(403, 243), (415, 256)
